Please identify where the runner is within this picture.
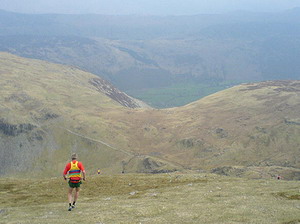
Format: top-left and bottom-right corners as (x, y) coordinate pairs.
(63, 153), (86, 211)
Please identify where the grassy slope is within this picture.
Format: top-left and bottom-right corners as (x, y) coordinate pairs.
(172, 81), (300, 169)
(0, 52), (137, 176)
(121, 81), (300, 176)
(1, 173), (300, 224)
(1, 53), (300, 179)
(0, 52), (178, 176)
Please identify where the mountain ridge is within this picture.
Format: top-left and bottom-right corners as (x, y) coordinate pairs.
(1, 9), (299, 108)
(0, 53), (299, 179)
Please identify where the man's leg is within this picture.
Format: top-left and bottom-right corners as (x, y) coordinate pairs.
(68, 187), (74, 204)
(68, 187), (74, 211)
(73, 187), (80, 206)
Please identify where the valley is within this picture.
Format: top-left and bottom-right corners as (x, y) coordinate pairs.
(0, 53), (299, 181)
(1, 9), (300, 107)
(0, 5), (300, 224)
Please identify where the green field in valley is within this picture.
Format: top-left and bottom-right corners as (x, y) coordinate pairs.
(127, 81), (243, 108)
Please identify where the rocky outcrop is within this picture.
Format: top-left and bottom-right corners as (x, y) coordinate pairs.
(89, 77), (141, 108)
(284, 118), (300, 126)
(122, 156), (178, 174)
(0, 119), (36, 136)
(212, 166), (300, 180)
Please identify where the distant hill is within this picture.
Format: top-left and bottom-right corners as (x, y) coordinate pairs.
(0, 53), (299, 179)
(1, 9), (299, 39)
(0, 9), (299, 107)
(164, 81), (300, 172)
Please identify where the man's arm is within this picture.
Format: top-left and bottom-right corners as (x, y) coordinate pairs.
(63, 163), (71, 180)
(78, 162), (86, 181)
(82, 170), (86, 181)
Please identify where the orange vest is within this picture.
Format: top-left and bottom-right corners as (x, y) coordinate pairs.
(68, 161), (81, 183)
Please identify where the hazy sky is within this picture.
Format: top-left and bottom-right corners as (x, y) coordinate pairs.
(1, 0), (300, 15)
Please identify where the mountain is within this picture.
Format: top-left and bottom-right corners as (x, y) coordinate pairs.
(1, 53), (299, 179)
(1, 9), (299, 39)
(0, 52), (157, 177)
(0, 35), (174, 91)
(0, 10), (299, 108)
(125, 80), (300, 179)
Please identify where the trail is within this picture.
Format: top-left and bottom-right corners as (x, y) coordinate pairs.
(63, 128), (134, 156)
(62, 127), (185, 171)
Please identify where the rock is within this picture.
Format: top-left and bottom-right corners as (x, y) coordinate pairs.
(0, 119), (36, 136)
(148, 193), (158, 197)
(89, 77), (141, 108)
(215, 128), (228, 138)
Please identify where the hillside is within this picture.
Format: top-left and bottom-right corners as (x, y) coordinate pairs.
(0, 52), (155, 177)
(182, 81), (300, 172)
(0, 53), (300, 180)
(123, 80), (300, 179)
(1, 9), (300, 107)
(3, 35), (300, 108)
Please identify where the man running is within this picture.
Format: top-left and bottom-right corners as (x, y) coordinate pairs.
(63, 153), (86, 211)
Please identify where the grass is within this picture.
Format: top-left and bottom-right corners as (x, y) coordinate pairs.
(1, 53), (300, 184)
(1, 173), (300, 224)
(126, 81), (243, 108)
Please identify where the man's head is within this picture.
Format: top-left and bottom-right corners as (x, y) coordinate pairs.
(71, 153), (78, 160)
